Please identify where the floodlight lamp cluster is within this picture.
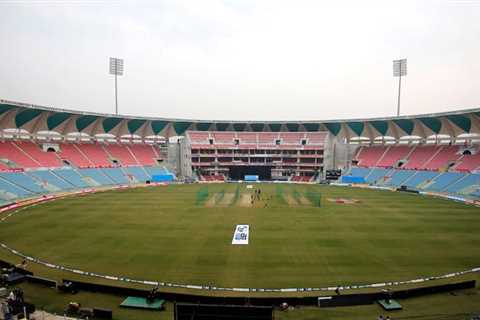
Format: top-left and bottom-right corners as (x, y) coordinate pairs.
(109, 57), (124, 76)
(393, 58), (407, 77)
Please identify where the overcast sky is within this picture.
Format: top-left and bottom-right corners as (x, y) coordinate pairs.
(0, 0), (479, 121)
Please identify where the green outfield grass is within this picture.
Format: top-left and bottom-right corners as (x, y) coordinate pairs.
(1, 183), (479, 290)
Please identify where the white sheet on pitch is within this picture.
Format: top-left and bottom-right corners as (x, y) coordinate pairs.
(232, 224), (249, 245)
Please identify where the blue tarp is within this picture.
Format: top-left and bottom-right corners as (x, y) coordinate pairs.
(152, 174), (175, 182)
(341, 176), (366, 184)
(244, 175), (259, 181)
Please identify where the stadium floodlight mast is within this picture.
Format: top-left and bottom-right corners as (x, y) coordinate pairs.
(393, 58), (407, 116)
(109, 57), (124, 115)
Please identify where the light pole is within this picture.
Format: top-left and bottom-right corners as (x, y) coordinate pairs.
(109, 57), (124, 115)
(393, 58), (407, 116)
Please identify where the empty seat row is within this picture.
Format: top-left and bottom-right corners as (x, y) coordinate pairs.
(356, 145), (478, 172)
(342, 166), (480, 198)
(0, 141), (162, 169)
(0, 165), (173, 202)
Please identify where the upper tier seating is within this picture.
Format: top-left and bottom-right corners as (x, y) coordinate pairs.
(104, 144), (139, 166)
(376, 146), (412, 168)
(402, 146), (441, 170)
(188, 132), (210, 144)
(15, 141), (62, 167)
(238, 133), (257, 144)
(280, 133), (304, 144)
(128, 144), (158, 166)
(76, 143), (112, 167)
(454, 151), (480, 172)
(212, 132), (235, 144)
(58, 143), (92, 167)
(0, 141), (40, 168)
(356, 146), (387, 167)
(421, 145), (461, 170)
(306, 132), (327, 145)
(258, 133), (278, 145)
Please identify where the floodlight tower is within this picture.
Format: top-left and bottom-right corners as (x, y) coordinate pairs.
(109, 57), (124, 115)
(393, 58), (407, 116)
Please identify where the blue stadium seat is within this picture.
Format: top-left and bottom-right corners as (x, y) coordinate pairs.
(1, 172), (48, 193)
(102, 168), (129, 184)
(424, 172), (465, 192)
(386, 169), (416, 187)
(445, 174), (480, 195)
(402, 171), (439, 189)
(365, 168), (391, 184)
(349, 167), (371, 178)
(29, 170), (76, 190)
(124, 166), (150, 182)
(53, 169), (90, 188)
(78, 168), (115, 186)
(0, 175), (33, 199)
(144, 166), (171, 177)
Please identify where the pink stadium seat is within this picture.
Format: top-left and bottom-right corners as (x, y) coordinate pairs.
(280, 133), (305, 144)
(421, 145), (461, 170)
(188, 131), (210, 144)
(455, 152), (480, 172)
(402, 145), (441, 170)
(213, 132), (235, 144)
(104, 144), (139, 166)
(0, 161), (9, 170)
(0, 141), (40, 168)
(306, 132), (327, 145)
(238, 133), (257, 144)
(258, 133), (278, 145)
(58, 143), (93, 167)
(356, 146), (387, 167)
(376, 146), (412, 168)
(77, 143), (112, 167)
(15, 141), (62, 167)
(128, 144), (158, 166)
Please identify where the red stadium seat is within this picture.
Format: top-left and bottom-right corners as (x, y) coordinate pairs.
(104, 144), (139, 166)
(76, 143), (112, 167)
(376, 145), (413, 168)
(15, 141), (62, 167)
(58, 143), (93, 167)
(356, 146), (388, 167)
(0, 141), (41, 168)
(128, 144), (159, 166)
(421, 145), (461, 170)
(455, 152), (480, 172)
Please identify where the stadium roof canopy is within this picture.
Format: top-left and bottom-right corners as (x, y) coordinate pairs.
(1, 98), (479, 141)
